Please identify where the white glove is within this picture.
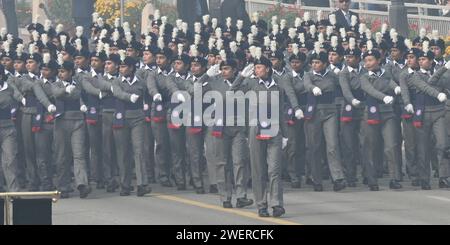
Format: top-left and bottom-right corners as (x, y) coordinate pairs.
(445, 61), (450, 70)
(143, 104), (149, 111)
(80, 105), (88, 112)
(21, 98), (26, 106)
(206, 64), (221, 77)
(177, 93), (186, 103)
(312, 87), (322, 96)
(383, 96), (394, 104)
(437, 92), (447, 102)
(394, 86), (401, 95)
(130, 94), (140, 103)
(99, 92), (103, 99)
(110, 86), (114, 93)
(65, 85), (76, 94)
(241, 64), (254, 78)
(404, 104), (414, 114)
(294, 109), (304, 120)
(282, 138), (288, 149)
(153, 93), (162, 102)
(351, 99), (361, 107)
(47, 104), (56, 113)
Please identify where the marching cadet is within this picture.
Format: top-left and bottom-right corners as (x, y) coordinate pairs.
(285, 44), (308, 188)
(208, 50), (253, 208)
(146, 37), (179, 188)
(385, 31), (407, 181)
(26, 52), (59, 191)
(429, 30), (446, 69)
(339, 37), (367, 187)
(79, 42), (107, 189)
(7, 44), (28, 189)
(182, 45), (211, 194)
(136, 36), (157, 183)
(268, 41), (304, 185)
(111, 51), (152, 197)
(360, 41), (403, 191)
(303, 42), (347, 192)
(97, 45), (122, 193)
(167, 44), (190, 190)
(0, 64), (21, 192)
(398, 40), (421, 186)
(230, 47), (304, 217)
(72, 38), (96, 184)
(15, 44), (48, 191)
(52, 57), (91, 199)
(411, 42), (450, 189)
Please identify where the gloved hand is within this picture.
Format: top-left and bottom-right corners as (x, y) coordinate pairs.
(351, 99), (361, 107)
(404, 104), (414, 114)
(80, 105), (88, 112)
(47, 104), (56, 113)
(445, 61), (450, 70)
(99, 92), (103, 99)
(312, 87), (322, 96)
(394, 86), (401, 95)
(65, 85), (76, 94)
(130, 94), (140, 103)
(383, 96), (394, 104)
(295, 109), (304, 120)
(240, 64), (255, 78)
(282, 138), (288, 149)
(177, 93), (186, 103)
(21, 98), (26, 106)
(153, 93), (162, 102)
(437, 92), (447, 102)
(206, 64), (221, 77)
(143, 104), (149, 111)
(110, 86), (114, 93)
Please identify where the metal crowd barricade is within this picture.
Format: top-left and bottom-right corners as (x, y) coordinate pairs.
(0, 191), (60, 225)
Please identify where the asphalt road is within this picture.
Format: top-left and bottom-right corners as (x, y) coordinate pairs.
(53, 177), (450, 225)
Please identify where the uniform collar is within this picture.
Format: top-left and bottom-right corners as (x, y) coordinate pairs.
(393, 60), (406, 69)
(273, 68), (285, 76)
(105, 73), (117, 80)
(121, 75), (138, 85)
(14, 72), (23, 78)
(368, 68), (385, 77)
(419, 68), (434, 76)
(258, 78), (277, 89)
(347, 65), (361, 73)
(62, 80), (76, 86)
(77, 68), (89, 74)
(0, 82), (8, 91)
(91, 68), (101, 78)
(407, 67), (417, 74)
(175, 72), (190, 80)
(313, 70), (329, 77)
(157, 67), (174, 76)
(28, 72), (39, 79)
(292, 70), (304, 79)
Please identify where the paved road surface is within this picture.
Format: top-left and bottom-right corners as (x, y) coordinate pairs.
(53, 178), (450, 225)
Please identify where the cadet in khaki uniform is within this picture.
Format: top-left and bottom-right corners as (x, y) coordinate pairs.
(79, 43), (108, 189)
(32, 53), (59, 191)
(0, 65), (21, 192)
(303, 43), (346, 192)
(111, 52), (152, 197)
(208, 50), (253, 209)
(231, 47), (304, 218)
(413, 43), (450, 189)
(339, 38), (367, 187)
(167, 44), (190, 190)
(146, 38), (179, 187)
(360, 41), (403, 191)
(51, 59), (91, 198)
(285, 44), (308, 188)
